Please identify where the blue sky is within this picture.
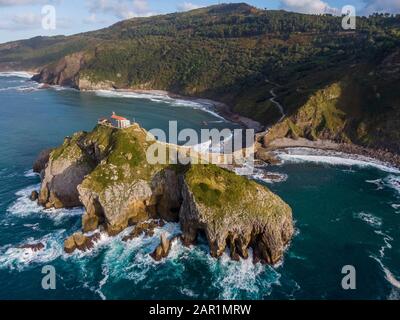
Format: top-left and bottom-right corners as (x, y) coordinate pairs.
(0, 0), (399, 44)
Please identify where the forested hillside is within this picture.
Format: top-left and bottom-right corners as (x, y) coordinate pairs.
(1, 3), (399, 153)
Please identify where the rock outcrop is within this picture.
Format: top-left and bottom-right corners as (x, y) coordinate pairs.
(150, 233), (172, 261)
(64, 232), (101, 254)
(38, 132), (94, 209)
(180, 164), (293, 264)
(18, 242), (45, 252)
(36, 124), (294, 264)
(33, 148), (52, 175)
(30, 191), (39, 201)
(32, 52), (86, 88)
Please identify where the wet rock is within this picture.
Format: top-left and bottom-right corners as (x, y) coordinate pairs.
(19, 242), (45, 252)
(30, 191), (39, 201)
(255, 148), (281, 165)
(122, 220), (165, 242)
(150, 233), (171, 261)
(64, 232), (101, 254)
(33, 148), (52, 174)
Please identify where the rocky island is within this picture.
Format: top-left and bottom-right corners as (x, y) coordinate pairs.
(33, 122), (294, 265)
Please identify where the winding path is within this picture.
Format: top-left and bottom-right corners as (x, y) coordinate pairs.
(269, 88), (286, 122)
(265, 78), (286, 122)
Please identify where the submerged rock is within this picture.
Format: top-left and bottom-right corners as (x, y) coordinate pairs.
(36, 123), (294, 264)
(18, 242), (45, 252)
(122, 220), (165, 242)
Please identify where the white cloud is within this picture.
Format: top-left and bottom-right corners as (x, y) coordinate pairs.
(280, 0), (338, 15)
(0, 11), (71, 30)
(86, 0), (155, 19)
(362, 0), (400, 14)
(0, 0), (58, 6)
(12, 12), (41, 25)
(177, 2), (201, 12)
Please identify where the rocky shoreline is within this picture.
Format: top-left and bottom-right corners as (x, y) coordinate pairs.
(262, 137), (400, 169)
(31, 123), (294, 265)
(6, 68), (397, 171)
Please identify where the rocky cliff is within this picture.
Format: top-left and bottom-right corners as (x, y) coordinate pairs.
(35, 123), (294, 264)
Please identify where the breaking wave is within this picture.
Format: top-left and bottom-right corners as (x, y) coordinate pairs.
(276, 148), (400, 174)
(7, 184), (84, 223)
(0, 230), (65, 271)
(0, 71), (33, 78)
(94, 90), (227, 121)
(354, 212), (382, 228)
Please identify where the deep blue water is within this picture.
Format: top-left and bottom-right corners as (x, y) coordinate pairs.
(0, 73), (399, 300)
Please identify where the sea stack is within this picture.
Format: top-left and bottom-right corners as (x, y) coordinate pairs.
(34, 122), (294, 264)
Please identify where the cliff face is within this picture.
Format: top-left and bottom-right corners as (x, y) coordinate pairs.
(263, 54), (400, 157)
(32, 52), (86, 88)
(180, 165), (293, 264)
(35, 123), (294, 264)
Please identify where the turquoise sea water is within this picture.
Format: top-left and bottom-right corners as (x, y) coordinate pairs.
(0, 73), (399, 300)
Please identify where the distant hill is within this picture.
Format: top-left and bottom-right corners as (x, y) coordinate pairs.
(1, 3), (400, 154)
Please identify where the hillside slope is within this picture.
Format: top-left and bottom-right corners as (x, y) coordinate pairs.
(1, 3), (400, 154)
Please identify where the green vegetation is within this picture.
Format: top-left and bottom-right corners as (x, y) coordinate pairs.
(1, 3), (399, 152)
(185, 164), (252, 208)
(184, 163), (286, 222)
(79, 125), (165, 193)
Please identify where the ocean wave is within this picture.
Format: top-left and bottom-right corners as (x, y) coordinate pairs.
(0, 82), (40, 93)
(0, 71), (33, 78)
(384, 175), (400, 196)
(374, 230), (393, 258)
(251, 170), (288, 184)
(0, 230), (65, 271)
(210, 249), (281, 300)
(68, 221), (281, 299)
(7, 184), (84, 223)
(371, 256), (400, 289)
(24, 169), (39, 178)
(276, 148), (400, 174)
(94, 90), (227, 121)
(354, 212), (382, 228)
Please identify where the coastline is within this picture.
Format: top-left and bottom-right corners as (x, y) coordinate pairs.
(113, 89), (265, 132)
(5, 70), (399, 170)
(267, 137), (400, 170)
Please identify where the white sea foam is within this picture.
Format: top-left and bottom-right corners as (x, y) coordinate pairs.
(251, 170), (288, 184)
(385, 175), (400, 196)
(94, 89), (227, 121)
(374, 230), (393, 258)
(96, 266), (109, 300)
(24, 169), (39, 178)
(210, 249), (281, 299)
(355, 212), (382, 228)
(0, 231), (65, 271)
(366, 178), (385, 190)
(0, 82), (40, 92)
(23, 223), (40, 231)
(371, 256), (400, 289)
(276, 148), (400, 174)
(7, 184), (84, 223)
(0, 71), (33, 78)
